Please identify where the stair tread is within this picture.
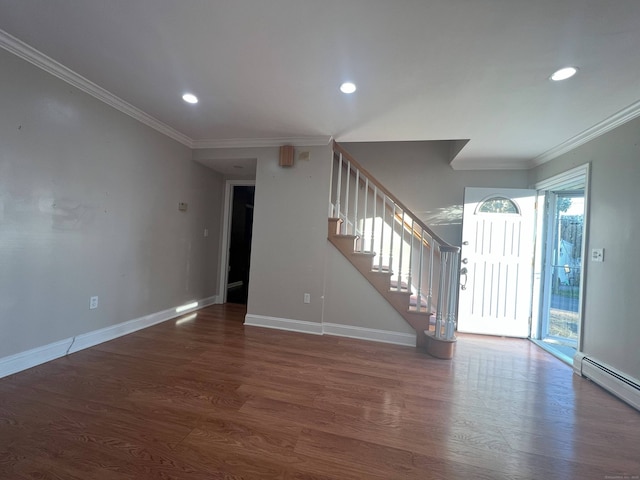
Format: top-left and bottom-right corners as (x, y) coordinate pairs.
(387, 290), (411, 297)
(334, 234), (358, 239)
(371, 266), (393, 273)
(368, 269), (392, 277)
(351, 251), (376, 257)
(406, 308), (435, 316)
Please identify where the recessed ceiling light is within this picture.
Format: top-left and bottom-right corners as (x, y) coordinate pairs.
(550, 67), (578, 81)
(340, 82), (357, 94)
(182, 93), (198, 104)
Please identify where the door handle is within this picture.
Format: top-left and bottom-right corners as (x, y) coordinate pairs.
(460, 267), (468, 290)
(462, 241), (469, 245)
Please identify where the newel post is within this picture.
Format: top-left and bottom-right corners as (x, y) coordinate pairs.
(426, 245), (461, 359)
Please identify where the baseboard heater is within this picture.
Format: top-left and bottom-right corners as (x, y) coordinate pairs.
(573, 352), (640, 411)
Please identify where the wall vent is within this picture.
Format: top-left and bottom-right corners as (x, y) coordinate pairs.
(574, 352), (640, 411)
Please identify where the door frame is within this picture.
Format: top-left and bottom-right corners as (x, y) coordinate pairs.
(530, 163), (590, 355)
(218, 179), (256, 303)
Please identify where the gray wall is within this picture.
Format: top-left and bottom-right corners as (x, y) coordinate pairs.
(323, 246), (414, 334)
(247, 145), (332, 323)
(529, 117), (640, 381)
(342, 141), (530, 245)
(221, 144), (414, 333)
(0, 48), (223, 359)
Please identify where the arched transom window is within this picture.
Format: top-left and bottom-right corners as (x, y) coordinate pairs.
(476, 196), (520, 214)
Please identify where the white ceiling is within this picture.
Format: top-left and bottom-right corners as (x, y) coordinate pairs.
(1, 0), (639, 169)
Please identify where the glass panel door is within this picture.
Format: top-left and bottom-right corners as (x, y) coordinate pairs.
(539, 191), (584, 359)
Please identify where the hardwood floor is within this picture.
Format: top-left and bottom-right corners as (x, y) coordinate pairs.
(1, 304), (638, 479)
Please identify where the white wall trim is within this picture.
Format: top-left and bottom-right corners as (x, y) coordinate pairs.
(0, 28), (193, 148)
(244, 314), (323, 335)
(193, 136), (333, 149)
(450, 158), (531, 171)
(530, 99), (640, 167)
(0, 295), (220, 379)
(533, 163), (590, 352)
(243, 315), (416, 346)
(453, 100), (640, 171)
(322, 323), (416, 347)
(0, 29), (333, 153)
(0, 338), (74, 381)
(534, 163), (590, 191)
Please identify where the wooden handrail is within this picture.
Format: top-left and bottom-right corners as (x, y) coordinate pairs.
(333, 141), (453, 248)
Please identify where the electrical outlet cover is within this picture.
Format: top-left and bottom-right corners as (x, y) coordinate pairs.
(591, 248), (604, 262)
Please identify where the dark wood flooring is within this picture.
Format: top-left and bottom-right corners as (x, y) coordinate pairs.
(1, 304), (638, 479)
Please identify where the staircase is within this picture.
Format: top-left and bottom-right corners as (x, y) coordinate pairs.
(328, 142), (460, 353)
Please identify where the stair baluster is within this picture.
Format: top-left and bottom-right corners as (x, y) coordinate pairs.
(407, 218), (413, 301)
(371, 185), (377, 257)
(416, 226), (424, 313)
(335, 152), (343, 233)
(378, 195), (385, 272)
(328, 141), (460, 352)
(398, 210), (404, 293)
(389, 203), (395, 287)
(363, 177), (369, 252)
(344, 160), (350, 234)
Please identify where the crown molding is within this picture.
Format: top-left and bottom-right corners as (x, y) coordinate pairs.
(450, 157), (531, 171)
(530, 99), (640, 168)
(0, 28), (193, 148)
(192, 136), (333, 149)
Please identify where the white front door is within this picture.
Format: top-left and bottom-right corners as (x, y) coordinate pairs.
(457, 187), (537, 337)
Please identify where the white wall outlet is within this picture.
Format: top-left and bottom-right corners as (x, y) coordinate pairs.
(204, 228), (209, 237)
(304, 293), (311, 304)
(89, 296), (99, 309)
(591, 248), (604, 262)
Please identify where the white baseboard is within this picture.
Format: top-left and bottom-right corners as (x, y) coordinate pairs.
(244, 314), (323, 335)
(0, 294), (220, 379)
(244, 314), (416, 347)
(0, 338), (74, 380)
(323, 323), (416, 347)
(201, 295), (222, 307)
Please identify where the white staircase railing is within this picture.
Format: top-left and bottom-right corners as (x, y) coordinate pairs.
(329, 142), (460, 341)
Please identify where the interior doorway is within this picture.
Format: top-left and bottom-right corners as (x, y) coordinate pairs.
(226, 185), (255, 304)
(219, 180), (256, 305)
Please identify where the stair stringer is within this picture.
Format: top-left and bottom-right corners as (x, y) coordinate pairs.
(328, 219), (433, 349)
(323, 246), (416, 343)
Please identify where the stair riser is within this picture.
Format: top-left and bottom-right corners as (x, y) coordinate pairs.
(331, 236), (357, 253)
(383, 292), (412, 313)
(349, 255), (375, 272)
(328, 223), (434, 350)
(363, 272), (393, 294)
